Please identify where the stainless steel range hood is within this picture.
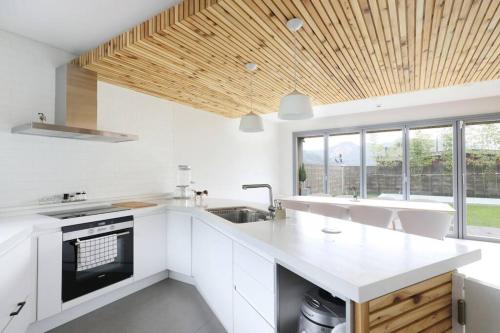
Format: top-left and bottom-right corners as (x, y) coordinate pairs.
(11, 64), (138, 143)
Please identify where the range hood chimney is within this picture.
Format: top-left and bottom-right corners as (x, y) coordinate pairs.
(12, 64), (138, 143)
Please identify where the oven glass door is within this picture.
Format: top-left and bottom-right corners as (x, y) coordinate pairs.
(62, 228), (133, 302)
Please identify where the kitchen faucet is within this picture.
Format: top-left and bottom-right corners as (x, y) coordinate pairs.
(242, 184), (275, 218)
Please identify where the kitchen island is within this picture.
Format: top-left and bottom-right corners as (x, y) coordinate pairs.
(0, 196), (481, 332)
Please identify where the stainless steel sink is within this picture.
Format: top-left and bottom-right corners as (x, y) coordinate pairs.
(207, 206), (272, 223)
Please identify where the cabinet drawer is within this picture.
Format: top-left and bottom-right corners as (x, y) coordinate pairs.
(234, 290), (274, 333)
(234, 265), (275, 327)
(234, 242), (274, 293)
(4, 294), (34, 333)
(0, 238), (34, 331)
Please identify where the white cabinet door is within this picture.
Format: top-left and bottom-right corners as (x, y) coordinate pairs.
(234, 290), (274, 333)
(192, 219), (233, 333)
(462, 278), (500, 333)
(37, 231), (62, 320)
(134, 213), (167, 281)
(0, 237), (35, 333)
(166, 211), (192, 276)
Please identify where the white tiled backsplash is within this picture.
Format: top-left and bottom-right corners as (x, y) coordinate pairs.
(0, 31), (175, 207)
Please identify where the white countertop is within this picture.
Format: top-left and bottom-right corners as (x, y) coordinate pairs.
(280, 195), (456, 213)
(0, 195), (481, 303)
(227, 211), (479, 302)
(453, 238), (500, 288)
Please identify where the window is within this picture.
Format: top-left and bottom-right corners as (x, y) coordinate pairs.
(408, 125), (456, 234)
(365, 129), (403, 199)
(464, 121), (500, 240)
(297, 136), (325, 195)
(408, 125), (454, 203)
(328, 133), (361, 197)
(294, 113), (500, 242)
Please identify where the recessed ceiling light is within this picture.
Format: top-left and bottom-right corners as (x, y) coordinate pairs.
(245, 63), (258, 72)
(286, 18), (304, 32)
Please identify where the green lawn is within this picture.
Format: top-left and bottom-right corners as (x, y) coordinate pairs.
(467, 204), (500, 228)
(361, 195), (500, 228)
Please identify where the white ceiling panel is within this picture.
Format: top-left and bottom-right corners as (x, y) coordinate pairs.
(0, 0), (179, 54)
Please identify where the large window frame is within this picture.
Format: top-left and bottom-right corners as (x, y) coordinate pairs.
(293, 112), (500, 242)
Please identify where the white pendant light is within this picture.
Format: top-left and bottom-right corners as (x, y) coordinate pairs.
(278, 18), (313, 120)
(278, 90), (313, 120)
(239, 63), (264, 132)
(239, 112), (263, 132)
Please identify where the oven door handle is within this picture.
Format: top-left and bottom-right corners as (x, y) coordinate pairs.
(62, 220), (133, 241)
(75, 230), (131, 245)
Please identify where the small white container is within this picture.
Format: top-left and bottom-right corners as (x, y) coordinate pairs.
(177, 165), (192, 187)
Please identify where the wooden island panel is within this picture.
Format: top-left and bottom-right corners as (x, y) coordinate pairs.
(355, 272), (453, 332)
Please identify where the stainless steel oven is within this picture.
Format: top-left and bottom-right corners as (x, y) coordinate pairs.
(61, 215), (134, 302)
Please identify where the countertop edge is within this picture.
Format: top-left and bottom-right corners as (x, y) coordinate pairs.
(355, 248), (482, 303)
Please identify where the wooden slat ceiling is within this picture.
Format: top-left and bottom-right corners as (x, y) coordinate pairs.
(75, 0), (500, 118)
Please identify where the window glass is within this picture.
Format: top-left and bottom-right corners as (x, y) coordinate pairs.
(408, 125), (455, 234)
(328, 133), (361, 197)
(298, 136), (325, 195)
(464, 121), (500, 239)
(365, 129), (404, 200)
(408, 125), (454, 202)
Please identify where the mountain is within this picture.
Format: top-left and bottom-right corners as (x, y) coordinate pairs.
(302, 141), (361, 166)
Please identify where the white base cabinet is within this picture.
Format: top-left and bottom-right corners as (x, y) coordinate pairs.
(28, 209), (280, 333)
(0, 237), (36, 333)
(37, 232), (62, 320)
(234, 291), (274, 333)
(192, 218), (233, 333)
(134, 213), (168, 281)
(233, 243), (275, 327)
(166, 211), (192, 276)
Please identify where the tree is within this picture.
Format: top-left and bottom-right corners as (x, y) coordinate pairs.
(298, 163), (307, 182)
(465, 124), (500, 173)
(366, 134), (402, 168)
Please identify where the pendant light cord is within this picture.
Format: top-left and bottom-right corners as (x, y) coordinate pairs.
(250, 70), (254, 113)
(293, 32), (298, 91)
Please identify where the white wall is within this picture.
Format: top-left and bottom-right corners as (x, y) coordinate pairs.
(0, 30), (279, 208)
(172, 104), (279, 203)
(277, 96), (500, 196)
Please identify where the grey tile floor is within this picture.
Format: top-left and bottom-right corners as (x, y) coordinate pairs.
(48, 279), (226, 333)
